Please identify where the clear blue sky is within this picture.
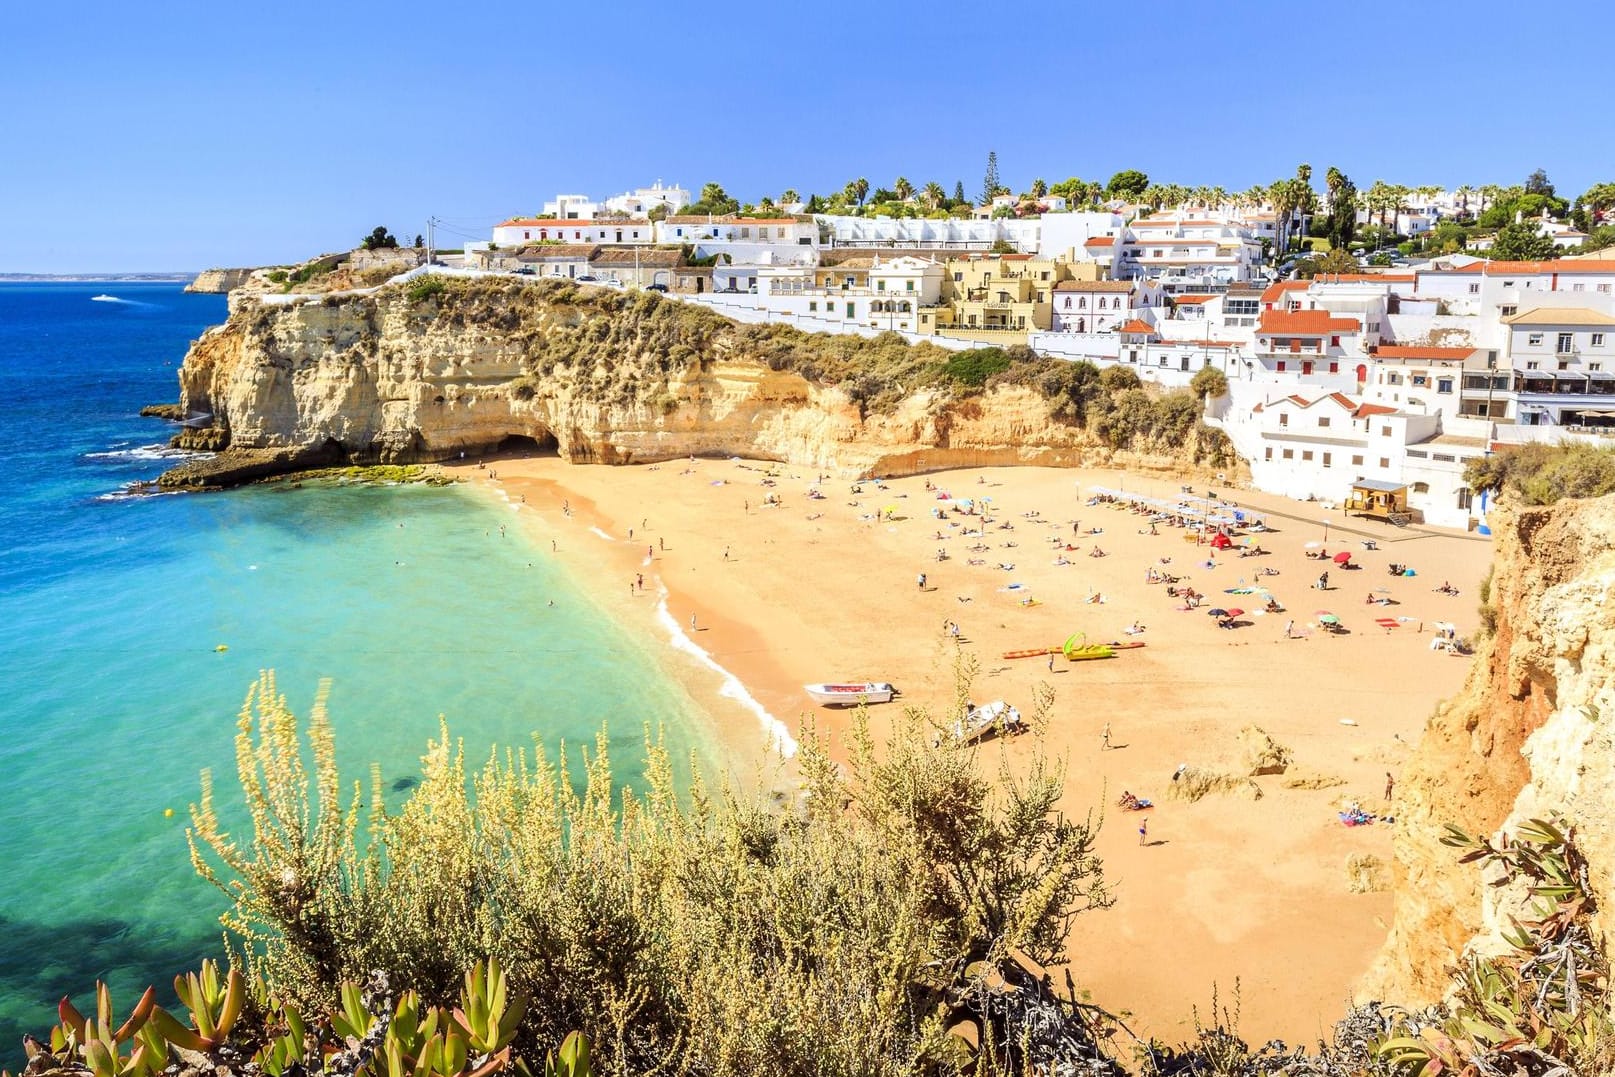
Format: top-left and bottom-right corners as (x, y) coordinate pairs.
(4, 0), (1611, 272)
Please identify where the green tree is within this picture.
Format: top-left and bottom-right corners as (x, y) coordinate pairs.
(980, 151), (1000, 205)
(1489, 220), (1559, 261)
(1525, 168), (1555, 197)
(413, 234), (424, 249)
(921, 181), (945, 210)
(893, 176), (913, 202)
(1105, 169), (1150, 200)
(1324, 167), (1358, 250)
(953, 180), (966, 206)
(847, 177), (870, 207)
(1030, 177), (1047, 199)
(360, 226), (398, 251)
(1190, 366), (1229, 399)
(780, 188), (799, 205)
(1313, 248), (1359, 275)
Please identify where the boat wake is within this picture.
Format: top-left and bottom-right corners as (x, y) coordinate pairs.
(94, 481), (183, 503)
(655, 594), (797, 757)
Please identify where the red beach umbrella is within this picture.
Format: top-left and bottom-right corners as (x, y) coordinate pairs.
(1224, 608), (1245, 618)
(1333, 551), (1353, 564)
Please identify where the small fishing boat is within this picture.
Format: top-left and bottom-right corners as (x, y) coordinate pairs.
(804, 682), (895, 706)
(955, 700), (1022, 743)
(1064, 644), (1116, 662)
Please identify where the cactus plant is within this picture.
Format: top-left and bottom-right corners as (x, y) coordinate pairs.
(52, 985), (166, 1077)
(251, 1002), (311, 1077)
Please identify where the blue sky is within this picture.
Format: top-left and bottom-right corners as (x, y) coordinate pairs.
(3, 0), (1611, 272)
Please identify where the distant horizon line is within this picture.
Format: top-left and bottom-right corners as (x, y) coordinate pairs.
(0, 272), (197, 281)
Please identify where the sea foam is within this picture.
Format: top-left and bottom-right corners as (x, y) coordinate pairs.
(655, 594), (797, 757)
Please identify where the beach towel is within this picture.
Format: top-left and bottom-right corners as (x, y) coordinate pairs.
(1375, 617), (1399, 630)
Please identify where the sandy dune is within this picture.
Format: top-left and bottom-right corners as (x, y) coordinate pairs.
(445, 456), (1492, 1047)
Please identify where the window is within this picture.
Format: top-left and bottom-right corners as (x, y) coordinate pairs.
(1437, 378), (1454, 394)
(1468, 283), (1480, 294)
(1264, 447), (1273, 461)
(808, 301), (817, 312)
(1282, 448), (1294, 459)
(1279, 413), (1289, 427)
(1574, 283), (1586, 292)
(1413, 482), (1430, 493)
(1457, 487), (1473, 510)
(1500, 305), (1517, 316)
(877, 280), (886, 291)
(906, 280), (914, 292)
(953, 272), (963, 281)
(1302, 450), (1314, 461)
(1379, 458), (1390, 468)
(1503, 280), (1515, 288)
(1558, 333), (1574, 353)
(1078, 297), (1087, 309)
(1594, 334), (1606, 347)
(1600, 284), (1613, 294)
(1323, 452), (1333, 466)
(1527, 361), (1539, 370)
(1063, 297), (1072, 309)
(1276, 360), (1287, 372)
(846, 302), (855, 318)
(1329, 362), (1339, 373)
(1433, 453), (1455, 463)
(1352, 455), (1364, 466)
(1318, 416), (1331, 428)
(1528, 333), (1544, 347)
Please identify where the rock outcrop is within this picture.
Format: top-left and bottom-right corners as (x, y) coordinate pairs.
(186, 268), (255, 294)
(1367, 492), (1615, 1004)
(158, 276), (1231, 488)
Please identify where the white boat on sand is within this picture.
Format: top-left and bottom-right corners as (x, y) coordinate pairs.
(804, 682), (895, 706)
(954, 700), (1023, 743)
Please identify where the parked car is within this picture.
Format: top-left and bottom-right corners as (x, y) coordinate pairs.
(514, 266), (535, 275)
(646, 283), (669, 292)
(604, 278), (624, 288)
(577, 275), (598, 282)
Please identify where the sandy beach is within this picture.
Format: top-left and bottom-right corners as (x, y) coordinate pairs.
(444, 454), (1493, 1047)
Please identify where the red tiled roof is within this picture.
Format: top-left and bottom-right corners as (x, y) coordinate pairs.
(1434, 260), (1615, 275)
(1353, 403), (1398, 418)
(1375, 346), (1474, 360)
(1257, 310), (1360, 335)
(1172, 294), (1217, 305)
(1085, 236), (1116, 246)
(1260, 280), (1311, 304)
(1116, 318), (1156, 334)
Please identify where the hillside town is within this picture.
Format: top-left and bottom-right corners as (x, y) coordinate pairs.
(427, 171), (1615, 530)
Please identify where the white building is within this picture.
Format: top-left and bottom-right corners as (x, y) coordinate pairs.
(1500, 308), (1615, 430)
(492, 218), (653, 247)
(655, 215), (817, 251)
(603, 182), (690, 217)
(1413, 259), (1615, 318)
(1118, 217), (1263, 290)
(1049, 280), (1146, 334)
(541, 194), (600, 220)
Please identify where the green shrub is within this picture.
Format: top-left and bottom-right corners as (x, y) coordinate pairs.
(1190, 366), (1229, 399)
(187, 671), (1110, 1076)
(942, 347), (1011, 387)
(407, 276), (447, 304)
(1464, 442), (1615, 506)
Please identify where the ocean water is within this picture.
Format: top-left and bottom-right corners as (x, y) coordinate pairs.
(0, 283), (720, 1055)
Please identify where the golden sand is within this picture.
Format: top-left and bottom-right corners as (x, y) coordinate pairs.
(445, 456), (1492, 1046)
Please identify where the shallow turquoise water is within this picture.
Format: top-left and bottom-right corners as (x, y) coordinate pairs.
(0, 284), (717, 1055)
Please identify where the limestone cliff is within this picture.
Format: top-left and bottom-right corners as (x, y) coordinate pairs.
(161, 276), (1231, 486)
(1368, 492), (1615, 1004)
(186, 268), (255, 294)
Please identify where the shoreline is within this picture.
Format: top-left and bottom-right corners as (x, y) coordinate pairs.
(444, 453), (1493, 1046)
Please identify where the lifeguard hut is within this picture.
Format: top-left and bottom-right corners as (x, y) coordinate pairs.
(1345, 479), (1410, 524)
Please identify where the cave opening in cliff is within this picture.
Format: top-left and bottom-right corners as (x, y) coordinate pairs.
(494, 434), (558, 458)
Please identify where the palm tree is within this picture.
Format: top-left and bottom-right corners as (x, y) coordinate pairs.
(1270, 181), (1297, 258)
(847, 178), (869, 207)
(1031, 177), (1047, 198)
(1207, 186), (1228, 212)
(894, 176), (914, 203)
(922, 182), (945, 211)
(781, 188), (800, 206)
(1454, 185), (1473, 219)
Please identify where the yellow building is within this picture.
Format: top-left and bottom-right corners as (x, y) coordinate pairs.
(939, 254), (1091, 333)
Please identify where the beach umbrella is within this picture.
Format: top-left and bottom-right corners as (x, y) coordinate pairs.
(1206, 608), (1229, 617)
(1318, 613), (1340, 624)
(1224, 608), (1245, 618)
(1333, 551), (1353, 564)
(1305, 540), (1323, 549)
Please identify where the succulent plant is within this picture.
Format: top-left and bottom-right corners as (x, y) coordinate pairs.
(151, 959), (246, 1051)
(541, 1032), (591, 1077)
(52, 984), (167, 1077)
(449, 959), (528, 1057)
(251, 1001), (311, 1077)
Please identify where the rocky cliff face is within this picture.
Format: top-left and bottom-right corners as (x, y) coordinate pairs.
(1368, 493), (1615, 1004)
(185, 268), (255, 294)
(163, 277), (1228, 485)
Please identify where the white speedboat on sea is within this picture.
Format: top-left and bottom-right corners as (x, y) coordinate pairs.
(804, 682), (895, 706)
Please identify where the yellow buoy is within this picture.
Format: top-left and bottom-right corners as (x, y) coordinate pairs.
(163, 808), (175, 818)
(215, 644), (229, 652)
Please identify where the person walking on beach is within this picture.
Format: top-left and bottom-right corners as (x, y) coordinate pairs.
(648, 545), (654, 560)
(636, 573), (644, 591)
(1283, 619), (1294, 639)
(1047, 652), (1055, 673)
(690, 613), (697, 632)
(1101, 722), (1111, 751)
(1138, 818), (1148, 845)
(723, 546), (730, 561)
(917, 572), (927, 590)
(1384, 772), (1395, 801)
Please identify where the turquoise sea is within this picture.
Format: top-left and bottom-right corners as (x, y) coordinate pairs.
(0, 283), (721, 1056)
